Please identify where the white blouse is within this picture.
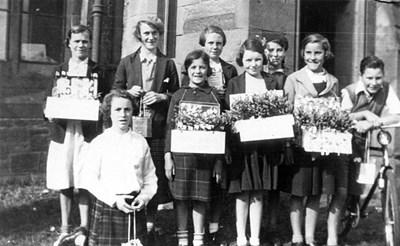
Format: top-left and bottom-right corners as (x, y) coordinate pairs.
(80, 128), (157, 207)
(245, 73), (267, 93)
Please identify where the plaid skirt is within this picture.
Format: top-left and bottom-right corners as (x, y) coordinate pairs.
(88, 198), (147, 246)
(170, 154), (215, 202)
(228, 142), (281, 194)
(146, 138), (171, 204)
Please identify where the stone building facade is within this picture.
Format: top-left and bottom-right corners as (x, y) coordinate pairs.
(1, 0), (400, 181)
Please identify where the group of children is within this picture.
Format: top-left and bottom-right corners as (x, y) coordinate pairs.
(44, 16), (400, 246)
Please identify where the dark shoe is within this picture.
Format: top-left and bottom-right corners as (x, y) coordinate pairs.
(147, 230), (165, 246)
(209, 232), (228, 246)
(61, 226), (87, 245)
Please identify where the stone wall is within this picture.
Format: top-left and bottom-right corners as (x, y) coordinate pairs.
(0, 119), (50, 182)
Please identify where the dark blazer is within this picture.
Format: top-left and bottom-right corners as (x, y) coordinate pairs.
(114, 47), (180, 138)
(225, 71), (278, 108)
(44, 59), (110, 144)
(181, 58), (238, 87)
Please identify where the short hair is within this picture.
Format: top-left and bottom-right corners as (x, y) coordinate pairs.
(134, 16), (164, 42)
(236, 38), (267, 67)
(300, 33), (334, 60)
(101, 89), (137, 129)
(65, 25), (92, 48)
(359, 55), (385, 75)
(199, 25), (227, 47)
(183, 49), (213, 77)
(263, 33), (289, 51)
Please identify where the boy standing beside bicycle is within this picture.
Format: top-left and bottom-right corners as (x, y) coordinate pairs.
(341, 55), (400, 212)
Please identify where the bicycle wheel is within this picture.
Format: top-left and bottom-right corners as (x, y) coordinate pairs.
(381, 169), (400, 246)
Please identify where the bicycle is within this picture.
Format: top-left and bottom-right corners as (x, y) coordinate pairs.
(340, 124), (400, 246)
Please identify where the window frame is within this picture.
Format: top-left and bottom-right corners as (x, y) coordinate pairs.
(19, 0), (67, 64)
(0, 0), (10, 61)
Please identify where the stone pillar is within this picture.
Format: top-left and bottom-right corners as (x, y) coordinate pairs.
(122, 0), (160, 57)
(92, 0), (103, 63)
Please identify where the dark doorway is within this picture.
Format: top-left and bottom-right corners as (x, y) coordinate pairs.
(300, 0), (349, 74)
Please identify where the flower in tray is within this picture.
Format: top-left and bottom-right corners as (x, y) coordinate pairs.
(222, 90), (290, 127)
(294, 96), (352, 133)
(174, 103), (226, 131)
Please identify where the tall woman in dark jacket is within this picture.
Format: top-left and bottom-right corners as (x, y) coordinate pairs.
(113, 16), (179, 241)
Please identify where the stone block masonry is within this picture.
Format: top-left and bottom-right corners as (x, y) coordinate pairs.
(0, 119), (50, 182)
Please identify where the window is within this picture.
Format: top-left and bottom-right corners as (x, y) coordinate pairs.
(0, 1), (9, 61)
(20, 0), (65, 63)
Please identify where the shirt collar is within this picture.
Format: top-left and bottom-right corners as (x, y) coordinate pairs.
(139, 50), (156, 63)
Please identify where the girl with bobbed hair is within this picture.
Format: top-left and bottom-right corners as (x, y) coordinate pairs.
(284, 33), (346, 246)
(114, 16), (180, 243)
(225, 38), (279, 246)
(165, 50), (224, 246)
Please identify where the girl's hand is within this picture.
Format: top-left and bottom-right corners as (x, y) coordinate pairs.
(213, 159), (223, 184)
(131, 198), (145, 211)
(143, 91), (166, 105)
(164, 152), (175, 181)
(128, 86), (144, 98)
(115, 195), (135, 213)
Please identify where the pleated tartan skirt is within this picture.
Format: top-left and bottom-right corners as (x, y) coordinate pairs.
(169, 154), (215, 202)
(147, 138), (172, 204)
(88, 198), (147, 246)
(228, 142), (281, 194)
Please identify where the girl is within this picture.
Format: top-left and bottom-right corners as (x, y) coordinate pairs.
(284, 33), (347, 246)
(262, 33), (290, 246)
(164, 50), (223, 246)
(225, 38), (279, 246)
(114, 16), (180, 242)
(44, 25), (109, 246)
(80, 89), (158, 246)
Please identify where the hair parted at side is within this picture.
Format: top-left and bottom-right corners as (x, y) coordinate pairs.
(359, 55), (385, 75)
(183, 49), (213, 77)
(199, 25), (227, 47)
(300, 33), (334, 60)
(133, 16), (164, 42)
(236, 38), (267, 67)
(65, 25), (92, 48)
(101, 89), (137, 129)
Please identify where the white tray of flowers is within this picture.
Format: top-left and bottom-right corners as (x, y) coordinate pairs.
(294, 96), (353, 155)
(171, 102), (226, 154)
(226, 90), (294, 142)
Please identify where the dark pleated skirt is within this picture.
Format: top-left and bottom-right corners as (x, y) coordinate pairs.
(169, 154), (215, 202)
(147, 138), (172, 204)
(88, 198), (147, 246)
(228, 142), (281, 194)
(286, 147), (349, 197)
